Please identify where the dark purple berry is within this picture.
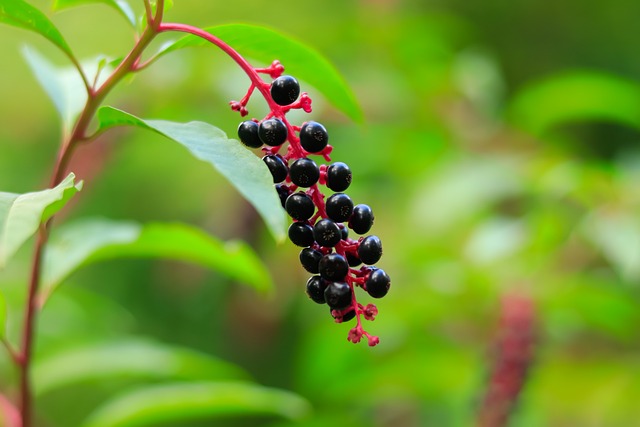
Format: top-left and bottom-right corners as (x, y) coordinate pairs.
(346, 251), (362, 267)
(326, 193), (354, 222)
(313, 218), (342, 247)
(262, 155), (288, 183)
(285, 192), (315, 221)
(324, 281), (352, 309)
(270, 75), (300, 106)
(237, 120), (262, 148)
(306, 275), (327, 304)
(288, 222), (315, 247)
(326, 162), (352, 192)
(318, 253), (349, 281)
(357, 235), (383, 265)
(258, 118), (287, 146)
(366, 268), (390, 298)
(289, 158), (320, 188)
(340, 226), (349, 240)
(349, 204), (374, 234)
(300, 248), (324, 274)
(331, 307), (356, 322)
(299, 121), (329, 153)
(275, 184), (291, 209)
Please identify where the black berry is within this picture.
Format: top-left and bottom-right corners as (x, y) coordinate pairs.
(258, 118), (288, 146)
(366, 268), (390, 298)
(318, 253), (349, 281)
(300, 248), (324, 274)
(299, 121), (329, 153)
(331, 307), (356, 322)
(275, 184), (291, 209)
(340, 226), (349, 240)
(289, 158), (320, 187)
(262, 155), (288, 183)
(357, 235), (383, 265)
(285, 192), (315, 221)
(349, 204), (374, 234)
(270, 75), (300, 106)
(237, 120), (262, 148)
(324, 281), (352, 310)
(326, 193), (354, 222)
(346, 251), (362, 267)
(313, 218), (342, 247)
(326, 162), (352, 192)
(288, 222), (315, 247)
(306, 275), (327, 304)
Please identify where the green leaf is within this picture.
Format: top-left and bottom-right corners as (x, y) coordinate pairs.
(52, 0), (137, 27)
(96, 106), (286, 241)
(0, 173), (82, 268)
(81, 381), (311, 427)
(0, 0), (72, 56)
(156, 23), (362, 122)
(0, 290), (6, 339)
(22, 47), (112, 132)
(34, 338), (249, 396)
(509, 71), (640, 135)
(41, 218), (273, 301)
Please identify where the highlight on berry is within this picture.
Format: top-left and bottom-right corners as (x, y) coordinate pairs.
(231, 60), (390, 347)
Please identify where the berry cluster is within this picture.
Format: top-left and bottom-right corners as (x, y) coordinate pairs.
(232, 61), (390, 346)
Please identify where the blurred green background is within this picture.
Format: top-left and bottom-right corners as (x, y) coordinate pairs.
(2, 0), (640, 426)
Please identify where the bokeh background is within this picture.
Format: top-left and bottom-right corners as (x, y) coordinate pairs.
(2, 0), (640, 426)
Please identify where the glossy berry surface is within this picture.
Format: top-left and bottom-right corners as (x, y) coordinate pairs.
(326, 162), (352, 192)
(258, 118), (288, 146)
(346, 252), (362, 267)
(326, 193), (354, 222)
(313, 219), (342, 247)
(306, 275), (327, 304)
(275, 184), (291, 209)
(318, 253), (349, 281)
(285, 192), (315, 221)
(288, 222), (315, 247)
(324, 281), (352, 310)
(349, 204), (374, 234)
(289, 158), (320, 187)
(299, 121), (329, 153)
(270, 75), (300, 106)
(262, 155), (288, 183)
(366, 268), (391, 298)
(237, 120), (262, 148)
(358, 235), (383, 265)
(300, 248), (324, 274)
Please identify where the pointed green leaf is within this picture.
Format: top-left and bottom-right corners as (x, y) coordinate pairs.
(156, 23), (362, 122)
(0, 173), (82, 268)
(0, 0), (72, 56)
(97, 106), (286, 241)
(34, 338), (249, 396)
(0, 290), (6, 339)
(41, 218), (273, 301)
(52, 0), (137, 26)
(509, 71), (640, 135)
(81, 381), (311, 427)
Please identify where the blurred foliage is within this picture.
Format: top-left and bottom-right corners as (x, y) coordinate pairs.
(2, 0), (640, 426)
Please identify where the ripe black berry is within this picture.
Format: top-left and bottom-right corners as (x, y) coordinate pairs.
(318, 253), (349, 281)
(326, 162), (352, 192)
(275, 184), (291, 209)
(262, 155), (288, 183)
(288, 222), (315, 247)
(270, 75), (300, 106)
(366, 268), (390, 298)
(258, 118), (288, 146)
(306, 275), (327, 304)
(289, 158), (320, 187)
(300, 248), (324, 274)
(313, 218), (342, 247)
(340, 226), (349, 240)
(357, 235), (383, 265)
(349, 204), (374, 234)
(299, 121), (329, 153)
(346, 252), (362, 267)
(326, 193), (354, 222)
(331, 307), (356, 322)
(324, 281), (352, 310)
(237, 120), (262, 148)
(285, 192), (315, 221)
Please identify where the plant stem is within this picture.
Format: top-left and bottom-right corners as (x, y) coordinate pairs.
(17, 5), (165, 424)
